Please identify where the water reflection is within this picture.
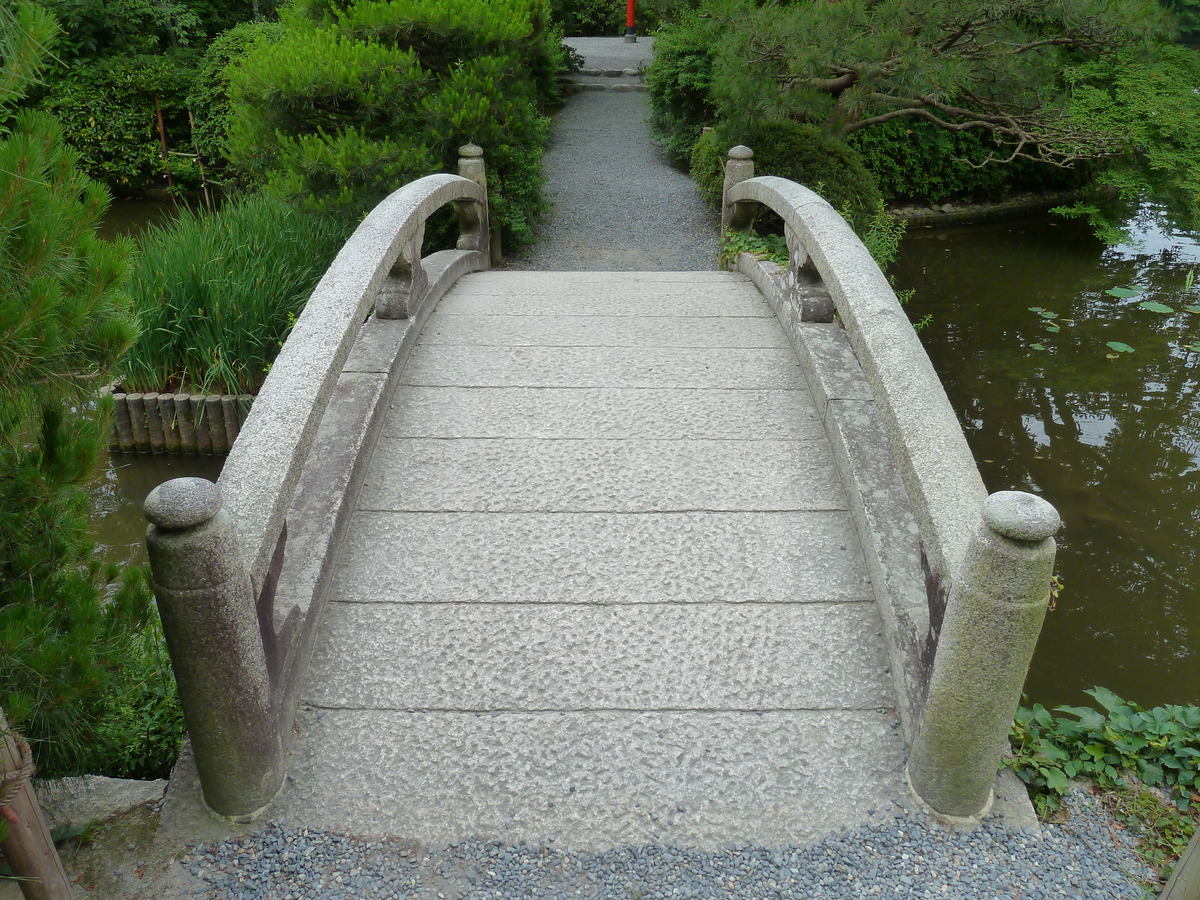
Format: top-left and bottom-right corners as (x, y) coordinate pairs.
(894, 213), (1200, 709)
(90, 453), (224, 570)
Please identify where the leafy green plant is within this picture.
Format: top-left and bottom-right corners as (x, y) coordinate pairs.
(718, 228), (787, 269)
(1008, 687), (1200, 817)
(118, 193), (349, 394)
(225, 0), (563, 246)
(77, 606), (187, 779)
(1105, 786), (1199, 882)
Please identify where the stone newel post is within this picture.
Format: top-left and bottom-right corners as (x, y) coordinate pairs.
(458, 143), (498, 266)
(721, 145), (756, 230)
(908, 490), (1061, 821)
(144, 477), (284, 821)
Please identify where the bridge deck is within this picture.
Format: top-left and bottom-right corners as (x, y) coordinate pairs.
(273, 269), (909, 849)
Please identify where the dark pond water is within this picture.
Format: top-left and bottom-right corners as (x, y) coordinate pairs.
(893, 211), (1200, 711)
(90, 454), (224, 570)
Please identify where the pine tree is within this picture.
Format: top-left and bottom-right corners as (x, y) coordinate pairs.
(0, 1), (149, 776)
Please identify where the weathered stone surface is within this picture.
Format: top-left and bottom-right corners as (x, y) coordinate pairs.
(308, 601), (892, 710)
(418, 312), (790, 348)
(909, 500), (1056, 820)
(363, 437), (847, 511)
(219, 176), (488, 587)
(333, 510), (871, 604)
(823, 399), (929, 740)
(725, 176), (987, 585)
(386, 387), (822, 440)
(143, 477), (221, 530)
(795, 323), (874, 406)
(36, 777), (166, 830)
(984, 490), (1062, 542)
(402, 346), (805, 389)
(276, 708), (908, 850)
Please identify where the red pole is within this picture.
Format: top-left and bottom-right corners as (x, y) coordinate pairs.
(624, 0), (636, 41)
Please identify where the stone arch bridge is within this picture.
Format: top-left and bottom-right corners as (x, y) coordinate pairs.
(144, 146), (1060, 850)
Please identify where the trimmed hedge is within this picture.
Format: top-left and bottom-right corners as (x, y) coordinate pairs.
(225, 0), (566, 246)
(692, 120), (884, 233)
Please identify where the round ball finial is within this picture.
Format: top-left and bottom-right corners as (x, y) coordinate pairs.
(728, 145), (754, 160)
(145, 477), (222, 530)
(458, 144), (484, 159)
(983, 490), (1061, 542)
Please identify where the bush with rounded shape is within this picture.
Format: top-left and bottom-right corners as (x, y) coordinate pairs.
(695, 119), (883, 233)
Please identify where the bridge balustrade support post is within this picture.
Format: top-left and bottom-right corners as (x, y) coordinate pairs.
(721, 145), (756, 232)
(907, 490), (1060, 823)
(458, 143), (497, 266)
(144, 477), (285, 822)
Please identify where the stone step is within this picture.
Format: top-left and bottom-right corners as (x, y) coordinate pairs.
(418, 312), (791, 349)
(400, 346), (804, 389)
(331, 510), (872, 605)
(361, 437), (847, 512)
(306, 601), (893, 711)
(385, 387), (823, 441)
(276, 708), (908, 849)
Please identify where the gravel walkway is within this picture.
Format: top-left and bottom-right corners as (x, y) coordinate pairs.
(507, 40), (719, 270)
(182, 787), (1156, 899)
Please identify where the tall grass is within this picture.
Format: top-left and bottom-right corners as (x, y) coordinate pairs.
(118, 194), (349, 395)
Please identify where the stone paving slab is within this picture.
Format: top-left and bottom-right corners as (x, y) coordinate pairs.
(440, 278), (770, 317)
(277, 708), (908, 850)
(363, 437), (848, 511)
(385, 387), (823, 441)
(418, 313), (791, 348)
(401, 346), (805, 389)
(331, 510), (872, 605)
(307, 601), (892, 710)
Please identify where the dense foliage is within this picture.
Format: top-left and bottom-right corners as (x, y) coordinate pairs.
(649, 0), (1200, 233)
(1010, 688), (1200, 814)
(0, 2), (166, 777)
(225, 0), (566, 245)
(118, 195), (349, 394)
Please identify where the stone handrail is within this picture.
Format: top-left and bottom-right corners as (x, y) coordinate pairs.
(724, 173), (986, 593)
(221, 171), (488, 594)
(143, 153), (489, 820)
(724, 152), (1060, 823)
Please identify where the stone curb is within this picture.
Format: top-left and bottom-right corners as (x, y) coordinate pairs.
(35, 776), (167, 830)
(562, 80), (647, 94)
(890, 190), (1085, 227)
(105, 387), (253, 454)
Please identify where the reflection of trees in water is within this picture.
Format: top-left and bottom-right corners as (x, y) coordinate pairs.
(898, 218), (1200, 705)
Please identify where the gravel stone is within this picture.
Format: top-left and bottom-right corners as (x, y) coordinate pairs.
(507, 40), (718, 272)
(183, 788), (1155, 899)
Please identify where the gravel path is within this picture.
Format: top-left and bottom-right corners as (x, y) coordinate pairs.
(508, 40), (719, 270)
(182, 787), (1156, 899)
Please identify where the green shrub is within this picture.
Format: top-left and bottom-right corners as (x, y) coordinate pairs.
(646, 10), (718, 166)
(225, 0), (562, 247)
(77, 607), (187, 780)
(1009, 687), (1200, 816)
(693, 119), (883, 234)
(118, 194), (349, 394)
(40, 50), (200, 194)
(549, 0), (681, 35)
(848, 119), (1084, 204)
(187, 20), (285, 173)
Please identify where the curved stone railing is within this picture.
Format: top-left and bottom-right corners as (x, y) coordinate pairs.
(723, 148), (1060, 823)
(224, 167), (488, 592)
(142, 147), (490, 821)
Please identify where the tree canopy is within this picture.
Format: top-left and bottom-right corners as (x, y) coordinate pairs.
(658, 0), (1200, 232)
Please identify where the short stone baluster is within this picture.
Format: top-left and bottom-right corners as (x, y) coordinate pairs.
(908, 490), (1061, 821)
(721, 145), (756, 231)
(458, 143), (497, 265)
(144, 477), (284, 821)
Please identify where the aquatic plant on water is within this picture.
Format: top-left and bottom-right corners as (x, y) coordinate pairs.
(118, 195), (348, 396)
